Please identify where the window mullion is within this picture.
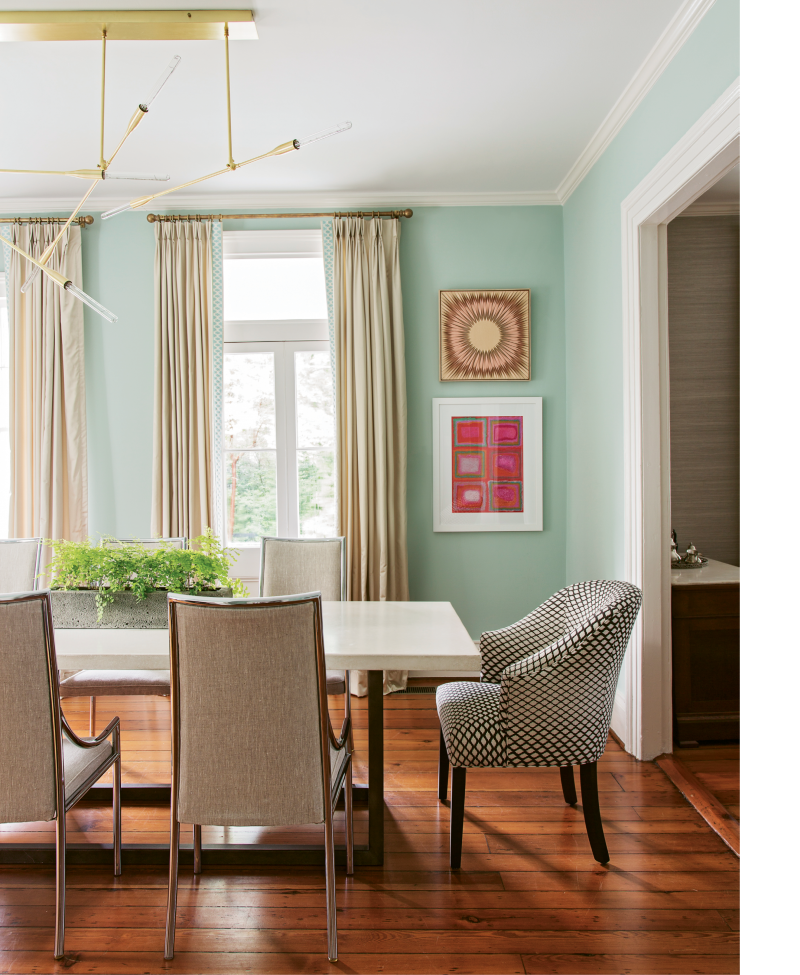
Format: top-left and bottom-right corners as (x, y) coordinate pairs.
(273, 343), (291, 537)
(283, 345), (299, 536)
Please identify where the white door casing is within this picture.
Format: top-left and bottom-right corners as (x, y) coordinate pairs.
(617, 79), (740, 760)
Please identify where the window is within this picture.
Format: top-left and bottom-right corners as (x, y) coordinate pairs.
(0, 274), (8, 539)
(223, 230), (334, 576)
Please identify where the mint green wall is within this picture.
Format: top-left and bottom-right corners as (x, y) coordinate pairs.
(81, 212), (156, 537)
(562, 0), (740, 584)
(8, 206), (566, 638)
(401, 207), (566, 638)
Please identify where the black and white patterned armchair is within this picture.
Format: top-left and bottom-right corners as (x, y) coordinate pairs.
(437, 580), (642, 868)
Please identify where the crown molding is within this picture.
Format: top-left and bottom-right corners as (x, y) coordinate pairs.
(556, 0), (718, 204)
(0, 189), (561, 214)
(678, 200), (739, 216)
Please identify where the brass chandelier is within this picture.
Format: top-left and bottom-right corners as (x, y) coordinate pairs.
(0, 10), (351, 323)
(100, 24), (351, 220)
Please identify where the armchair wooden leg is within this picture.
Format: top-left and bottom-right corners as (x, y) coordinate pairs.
(560, 765), (578, 805)
(54, 805), (66, 959)
(438, 726), (449, 802)
(164, 804), (180, 960)
(112, 754), (122, 876)
(324, 810), (338, 961)
(450, 767), (466, 869)
(579, 761), (609, 864)
(193, 825), (202, 875)
(89, 695), (96, 737)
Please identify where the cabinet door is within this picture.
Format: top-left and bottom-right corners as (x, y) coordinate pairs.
(672, 615), (739, 742)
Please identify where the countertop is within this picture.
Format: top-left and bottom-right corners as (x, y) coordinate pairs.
(671, 558), (739, 587)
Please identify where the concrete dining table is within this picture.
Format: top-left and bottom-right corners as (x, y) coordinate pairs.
(49, 600), (482, 868)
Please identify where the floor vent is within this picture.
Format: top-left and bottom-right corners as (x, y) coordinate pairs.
(398, 686), (438, 694)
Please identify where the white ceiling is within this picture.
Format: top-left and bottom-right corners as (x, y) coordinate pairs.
(0, 1), (687, 208)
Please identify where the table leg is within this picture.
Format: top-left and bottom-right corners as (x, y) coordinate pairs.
(367, 670), (384, 865)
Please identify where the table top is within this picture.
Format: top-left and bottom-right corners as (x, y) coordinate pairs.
(54, 600), (482, 673)
(671, 558), (740, 587)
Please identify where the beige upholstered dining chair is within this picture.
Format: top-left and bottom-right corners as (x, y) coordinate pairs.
(0, 590), (122, 960)
(59, 537), (186, 733)
(259, 536), (348, 695)
(0, 537), (43, 591)
(164, 592), (353, 963)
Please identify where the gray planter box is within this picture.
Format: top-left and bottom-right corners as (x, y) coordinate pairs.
(50, 588), (233, 629)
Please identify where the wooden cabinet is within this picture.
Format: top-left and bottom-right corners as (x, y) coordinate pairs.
(672, 581), (739, 744)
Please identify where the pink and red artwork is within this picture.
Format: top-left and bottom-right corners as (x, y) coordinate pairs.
(452, 416), (524, 513)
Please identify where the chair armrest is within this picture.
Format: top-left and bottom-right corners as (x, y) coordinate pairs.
(61, 711), (120, 748)
(480, 598), (570, 683)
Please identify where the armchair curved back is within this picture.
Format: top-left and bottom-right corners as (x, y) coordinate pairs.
(483, 581), (642, 767)
(0, 591), (61, 824)
(168, 592), (335, 828)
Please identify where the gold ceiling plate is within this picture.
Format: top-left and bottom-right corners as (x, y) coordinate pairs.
(0, 10), (258, 42)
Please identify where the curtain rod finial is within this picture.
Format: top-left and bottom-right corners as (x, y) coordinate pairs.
(402, 209), (413, 218)
(147, 213), (156, 222)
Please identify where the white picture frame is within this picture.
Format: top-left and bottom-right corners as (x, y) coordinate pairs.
(432, 397), (543, 532)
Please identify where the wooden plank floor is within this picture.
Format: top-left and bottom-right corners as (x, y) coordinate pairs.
(673, 744), (740, 821)
(0, 685), (740, 974)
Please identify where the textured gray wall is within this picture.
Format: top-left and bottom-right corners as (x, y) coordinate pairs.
(668, 215), (739, 566)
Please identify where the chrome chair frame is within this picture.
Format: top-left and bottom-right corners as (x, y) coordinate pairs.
(70, 537), (187, 734)
(0, 537), (43, 589)
(0, 590), (122, 959)
(164, 591), (353, 963)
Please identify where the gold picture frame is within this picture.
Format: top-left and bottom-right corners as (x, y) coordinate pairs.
(439, 289), (531, 381)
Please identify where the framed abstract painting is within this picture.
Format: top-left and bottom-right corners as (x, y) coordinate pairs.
(439, 289), (530, 381)
(432, 397), (543, 532)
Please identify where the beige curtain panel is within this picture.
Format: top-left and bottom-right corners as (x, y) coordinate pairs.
(333, 216), (409, 696)
(151, 220), (215, 540)
(4, 222), (88, 549)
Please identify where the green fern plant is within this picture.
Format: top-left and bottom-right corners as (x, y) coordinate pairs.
(47, 528), (248, 619)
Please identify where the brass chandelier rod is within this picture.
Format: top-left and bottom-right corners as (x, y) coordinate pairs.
(224, 25), (234, 170)
(146, 210), (413, 221)
(99, 28), (107, 169)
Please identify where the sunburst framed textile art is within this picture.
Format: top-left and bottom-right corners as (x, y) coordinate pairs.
(439, 289), (530, 381)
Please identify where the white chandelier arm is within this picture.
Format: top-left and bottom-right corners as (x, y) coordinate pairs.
(101, 140), (298, 219)
(3, 235), (117, 323)
(0, 167), (169, 181)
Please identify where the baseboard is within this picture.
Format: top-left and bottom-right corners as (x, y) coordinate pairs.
(407, 671), (478, 679)
(610, 692), (627, 748)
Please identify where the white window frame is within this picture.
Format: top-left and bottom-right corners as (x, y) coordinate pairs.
(222, 230), (331, 582)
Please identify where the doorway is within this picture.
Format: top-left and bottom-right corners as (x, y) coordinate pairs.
(616, 79), (739, 761)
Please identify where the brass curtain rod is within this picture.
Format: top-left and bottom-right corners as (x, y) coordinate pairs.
(146, 209), (413, 222)
(0, 215), (94, 226)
